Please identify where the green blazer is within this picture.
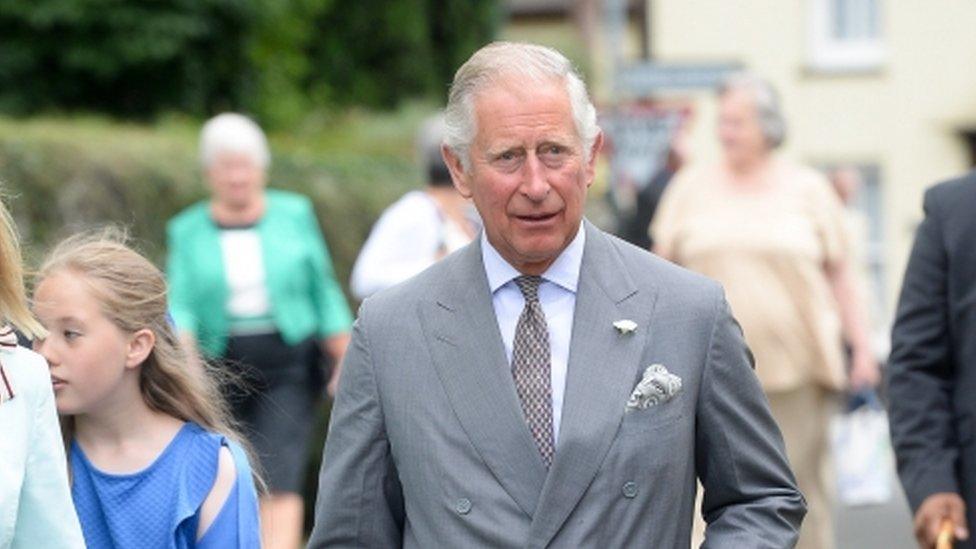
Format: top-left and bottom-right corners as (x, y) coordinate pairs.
(166, 189), (353, 358)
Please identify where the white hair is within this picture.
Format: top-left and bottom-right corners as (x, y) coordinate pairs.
(443, 41), (600, 169)
(718, 73), (787, 149)
(199, 113), (270, 169)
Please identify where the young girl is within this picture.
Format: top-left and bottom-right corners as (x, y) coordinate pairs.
(32, 233), (261, 548)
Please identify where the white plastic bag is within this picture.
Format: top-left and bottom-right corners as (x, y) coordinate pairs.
(830, 398), (894, 506)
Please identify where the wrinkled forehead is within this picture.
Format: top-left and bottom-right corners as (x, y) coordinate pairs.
(470, 76), (576, 133)
(471, 71), (568, 103)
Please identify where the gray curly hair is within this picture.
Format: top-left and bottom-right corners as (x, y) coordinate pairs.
(718, 73), (787, 149)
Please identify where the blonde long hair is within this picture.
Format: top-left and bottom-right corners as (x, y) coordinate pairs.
(38, 230), (259, 482)
(0, 195), (45, 339)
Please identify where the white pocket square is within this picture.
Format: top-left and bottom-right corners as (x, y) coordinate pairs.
(626, 364), (682, 411)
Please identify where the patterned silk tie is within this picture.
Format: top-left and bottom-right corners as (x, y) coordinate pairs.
(511, 275), (556, 468)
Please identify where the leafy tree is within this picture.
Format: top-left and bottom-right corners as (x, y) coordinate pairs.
(0, 0), (499, 124)
(0, 0), (252, 117)
(307, 0), (499, 109)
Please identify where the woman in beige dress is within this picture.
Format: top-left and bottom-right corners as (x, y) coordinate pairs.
(652, 74), (879, 549)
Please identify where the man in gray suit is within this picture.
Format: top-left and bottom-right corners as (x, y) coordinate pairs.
(308, 42), (805, 548)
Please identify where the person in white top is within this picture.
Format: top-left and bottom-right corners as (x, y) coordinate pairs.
(350, 115), (479, 300)
(0, 197), (85, 549)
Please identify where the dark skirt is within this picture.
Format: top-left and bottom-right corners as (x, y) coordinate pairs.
(221, 332), (320, 495)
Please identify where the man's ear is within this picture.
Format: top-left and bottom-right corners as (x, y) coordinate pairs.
(442, 145), (473, 199)
(584, 131), (604, 188)
(125, 328), (156, 369)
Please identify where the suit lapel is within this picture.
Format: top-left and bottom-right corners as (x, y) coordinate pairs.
(419, 240), (548, 518)
(527, 222), (659, 548)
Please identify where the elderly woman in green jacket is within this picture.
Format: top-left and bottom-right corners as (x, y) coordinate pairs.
(166, 113), (352, 549)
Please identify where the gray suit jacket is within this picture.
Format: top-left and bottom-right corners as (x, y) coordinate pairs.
(309, 221), (804, 548)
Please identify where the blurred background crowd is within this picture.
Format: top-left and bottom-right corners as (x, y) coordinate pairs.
(2, 1), (975, 548)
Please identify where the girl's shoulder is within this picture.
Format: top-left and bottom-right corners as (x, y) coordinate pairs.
(178, 423), (256, 485)
(1, 345), (53, 404)
(70, 423), (257, 547)
(72, 422), (220, 482)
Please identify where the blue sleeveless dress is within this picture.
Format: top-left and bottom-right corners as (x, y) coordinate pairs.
(70, 422), (261, 548)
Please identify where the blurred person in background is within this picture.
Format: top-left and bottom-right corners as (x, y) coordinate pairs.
(0, 196), (85, 548)
(166, 113), (353, 549)
(652, 73), (880, 549)
(617, 137), (688, 251)
(830, 166), (864, 207)
(887, 172), (976, 549)
(350, 114), (478, 300)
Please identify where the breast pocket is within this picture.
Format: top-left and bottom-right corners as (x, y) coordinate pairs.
(617, 397), (685, 438)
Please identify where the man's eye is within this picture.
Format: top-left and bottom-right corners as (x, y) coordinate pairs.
(493, 150), (523, 170)
(540, 145), (569, 166)
(540, 145), (568, 160)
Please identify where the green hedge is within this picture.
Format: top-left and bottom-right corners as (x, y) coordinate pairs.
(0, 113), (437, 534)
(0, 114), (425, 297)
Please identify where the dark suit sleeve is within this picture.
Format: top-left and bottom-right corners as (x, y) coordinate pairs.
(307, 304), (405, 548)
(886, 188), (959, 511)
(696, 292), (806, 548)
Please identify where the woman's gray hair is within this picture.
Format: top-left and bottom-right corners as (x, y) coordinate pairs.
(199, 113), (271, 169)
(443, 41), (600, 169)
(718, 73), (787, 149)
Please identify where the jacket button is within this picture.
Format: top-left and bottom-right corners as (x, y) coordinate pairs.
(455, 498), (472, 515)
(622, 482), (638, 498)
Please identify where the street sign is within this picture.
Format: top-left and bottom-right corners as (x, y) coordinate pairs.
(614, 62), (742, 96)
(601, 105), (684, 191)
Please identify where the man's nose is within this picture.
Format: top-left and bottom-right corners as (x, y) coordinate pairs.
(520, 154), (550, 202)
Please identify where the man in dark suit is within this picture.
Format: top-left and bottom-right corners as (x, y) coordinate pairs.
(888, 171), (976, 548)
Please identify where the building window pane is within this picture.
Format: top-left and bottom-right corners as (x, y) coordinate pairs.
(809, 0), (884, 71)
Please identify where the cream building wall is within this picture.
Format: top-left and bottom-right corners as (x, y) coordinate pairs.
(650, 0), (976, 327)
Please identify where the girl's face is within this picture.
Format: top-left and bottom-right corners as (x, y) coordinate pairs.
(33, 271), (144, 416)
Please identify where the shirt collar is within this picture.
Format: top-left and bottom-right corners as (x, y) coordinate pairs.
(481, 222), (586, 294)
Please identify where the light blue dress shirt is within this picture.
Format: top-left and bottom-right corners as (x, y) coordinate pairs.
(481, 224), (585, 443)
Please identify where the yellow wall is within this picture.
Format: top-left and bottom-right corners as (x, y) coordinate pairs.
(651, 0), (976, 321)
(501, 17), (647, 101)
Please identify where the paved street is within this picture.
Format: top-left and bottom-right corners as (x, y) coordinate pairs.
(835, 464), (915, 548)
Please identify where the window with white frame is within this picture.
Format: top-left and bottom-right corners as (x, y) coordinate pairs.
(808, 0), (884, 71)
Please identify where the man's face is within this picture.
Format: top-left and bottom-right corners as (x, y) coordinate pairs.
(444, 77), (602, 275)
